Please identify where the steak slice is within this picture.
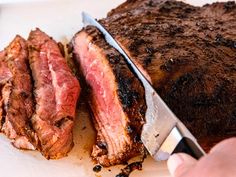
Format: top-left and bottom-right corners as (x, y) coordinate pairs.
(0, 36), (37, 150)
(72, 0), (236, 166)
(28, 28), (81, 159)
(72, 27), (146, 166)
(0, 51), (11, 130)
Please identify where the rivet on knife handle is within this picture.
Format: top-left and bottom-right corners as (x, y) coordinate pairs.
(173, 137), (204, 159)
(154, 126), (205, 160)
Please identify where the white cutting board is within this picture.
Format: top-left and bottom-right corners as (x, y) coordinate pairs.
(0, 0), (231, 177)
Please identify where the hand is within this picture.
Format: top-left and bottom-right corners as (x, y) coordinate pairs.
(167, 138), (236, 177)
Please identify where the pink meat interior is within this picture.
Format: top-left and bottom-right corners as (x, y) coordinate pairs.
(28, 29), (81, 158)
(74, 32), (130, 156)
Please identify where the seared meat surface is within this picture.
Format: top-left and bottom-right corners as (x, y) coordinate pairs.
(0, 36), (36, 150)
(28, 28), (81, 159)
(103, 0), (236, 138)
(72, 0), (236, 166)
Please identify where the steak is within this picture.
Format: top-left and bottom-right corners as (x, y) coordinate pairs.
(28, 28), (81, 159)
(72, 27), (146, 166)
(103, 0), (236, 138)
(0, 36), (37, 150)
(72, 0), (236, 166)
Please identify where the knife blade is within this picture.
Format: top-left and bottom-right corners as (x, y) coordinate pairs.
(82, 12), (205, 161)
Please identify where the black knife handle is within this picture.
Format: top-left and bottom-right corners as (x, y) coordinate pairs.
(172, 137), (204, 159)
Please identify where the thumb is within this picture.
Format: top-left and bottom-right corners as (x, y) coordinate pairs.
(167, 153), (197, 177)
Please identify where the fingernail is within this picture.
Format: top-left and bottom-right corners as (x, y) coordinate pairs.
(167, 154), (184, 176)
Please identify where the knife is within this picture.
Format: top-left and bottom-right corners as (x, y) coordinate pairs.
(82, 12), (205, 161)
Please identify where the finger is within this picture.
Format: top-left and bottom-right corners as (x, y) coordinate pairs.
(167, 153), (197, 177)
(210, 138), (236, 155)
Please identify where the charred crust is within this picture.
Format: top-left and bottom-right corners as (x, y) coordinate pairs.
(193, 81), (229, 106)
(133, 134), (142, 144)
(139, 105), (146, 116)
(117, 77), (141, 108)
(126, 125), (135, 134)
(224, 1), (236, 12)
(57, 42), (65, 57)
(169, 72), (196, 97)
(145, 0), (155, 7)
(93, 165), (102, 173)
(159, 1), (196, 14)
(159, 1), (173, 13)
(143, 55), (152, 67)
(54, 116), (73, 128)
(97, 141), (108, 150)
(1, 107), (6, 128)
(116, 161), (142, 177)
(0, 84), (7, 127)
(128, 39), (146, 56)
(165, 24), (184, 36)
(106, 54), (120, 64)
(215, 34), (236, 49)
(230, 109), (236, 124)
(20, 91), (29, 99)
(67, 43), (73, 54)
(145, 46), (156, 55)
(196, 21), (209, 31)
(28, 45), (39, 52)
(160, 57), (190, 72)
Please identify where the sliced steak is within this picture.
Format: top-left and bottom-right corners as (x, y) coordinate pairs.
(0, 36), (37, 150)
(0, 51), (11, 130)
(72, 0), (236, 166)
(28, 28), (80, 159)
(72, 27), (146, 166)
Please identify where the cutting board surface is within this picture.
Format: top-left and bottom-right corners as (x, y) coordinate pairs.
(0, 0), (230, 177)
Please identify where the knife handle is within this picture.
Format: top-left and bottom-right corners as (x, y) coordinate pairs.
(172, 137), (204, 159)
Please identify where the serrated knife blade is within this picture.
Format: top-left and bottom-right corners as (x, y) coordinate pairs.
(82, 12), (205, 161)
